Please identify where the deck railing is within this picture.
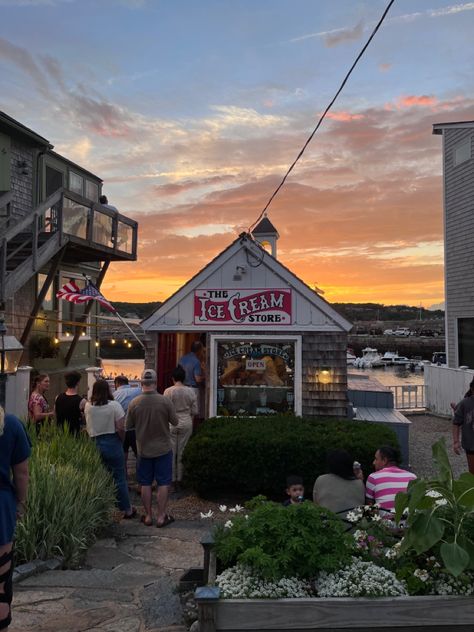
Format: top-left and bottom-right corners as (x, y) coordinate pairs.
(388, 384), (426, 410)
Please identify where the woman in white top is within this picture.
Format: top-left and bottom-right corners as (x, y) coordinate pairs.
(84, 379), (136, 518)
(164, 365), (198, 486)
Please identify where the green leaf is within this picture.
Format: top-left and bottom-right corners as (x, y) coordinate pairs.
(440, 541), (470, 577)
(407, 480), (427, 517)
(453, 473), (474, 508)
(410, 512), (445, 554)
(457, 535), (474, 570)
(394, 492), (408, 523)
(432, 438), (453, 487)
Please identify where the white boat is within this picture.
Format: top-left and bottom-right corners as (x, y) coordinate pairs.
(347, 350), (357, 366)
(354, 347), (384, 368)
(381, 351), (399, 365)
(392, 356), (411, 366)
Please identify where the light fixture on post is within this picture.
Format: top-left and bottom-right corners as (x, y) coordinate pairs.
(318, 367), (332, 385)
(0, 303), (24, 409)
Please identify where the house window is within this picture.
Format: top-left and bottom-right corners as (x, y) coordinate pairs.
(453, 139), (471, 166)
(58, 273), (91, 339)
(45, 165), (64, 198)
(37, 273), (54, 311)
(458, 318), (474, 368)
(69, 171), (84, 195)
(210, 335), (302, 417)
(85, 179), (99, 202)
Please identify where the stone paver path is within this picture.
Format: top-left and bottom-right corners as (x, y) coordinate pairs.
(10, 517), (207, 632)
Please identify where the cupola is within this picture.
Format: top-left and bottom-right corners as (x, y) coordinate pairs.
(251, 214), (279, 258)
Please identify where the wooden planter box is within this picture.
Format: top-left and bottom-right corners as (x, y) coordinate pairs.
(195, 587), (474, 632)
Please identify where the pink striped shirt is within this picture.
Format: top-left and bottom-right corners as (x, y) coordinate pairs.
(365, 466), (417, 511)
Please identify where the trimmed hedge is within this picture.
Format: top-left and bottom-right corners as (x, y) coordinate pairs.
(183, 416), (399, 498)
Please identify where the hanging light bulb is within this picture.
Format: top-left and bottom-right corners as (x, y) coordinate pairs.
(54, 337), (59, 344)
(81, 330), (86, 336)
(123, 339), (128, 345)
(127, 342), (132, 348)
(65, 331), (70, 337)
(111, 337), (116, 345)
(95, 340), (100, 348)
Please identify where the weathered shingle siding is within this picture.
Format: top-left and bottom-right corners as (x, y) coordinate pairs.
(443, 128), (474, 367)
(10, 137), (35, 222)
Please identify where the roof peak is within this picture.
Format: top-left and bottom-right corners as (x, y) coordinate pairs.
(251, 214), (279, 236)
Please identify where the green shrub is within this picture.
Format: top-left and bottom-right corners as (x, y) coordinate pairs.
(214, 501), (353, 580)
(183, 415), (398, 497)
(15, 424), (116, 568)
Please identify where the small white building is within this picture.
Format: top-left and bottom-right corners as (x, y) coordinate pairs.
(142, 218), (353, 419)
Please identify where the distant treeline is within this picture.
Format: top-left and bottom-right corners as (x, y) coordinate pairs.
(113, 300), (444, 323)
(333, 303), (444, 322)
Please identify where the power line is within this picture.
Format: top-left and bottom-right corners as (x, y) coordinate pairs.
(248, 0), (396, 233)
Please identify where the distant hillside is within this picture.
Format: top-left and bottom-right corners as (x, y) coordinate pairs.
(333, 303), (444, 322)
(113, 301), (162, 320)
(113, 301), (444, 323)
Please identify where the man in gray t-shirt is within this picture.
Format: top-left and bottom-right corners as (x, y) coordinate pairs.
(126, 369), (178, 527)
(453, 384), (474, 474)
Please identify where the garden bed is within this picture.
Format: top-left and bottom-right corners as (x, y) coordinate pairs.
(195, 588), (474, 632)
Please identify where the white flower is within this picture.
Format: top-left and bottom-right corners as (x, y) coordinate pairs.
(426, 489), (443, 498)
(233, 504), (243, 512)
(315, 559), (407, 598)
(435, 498), (448, 507)
(385, 547), (398, 559)
(346, 510), (362, 523)
(216, 564), (312, 599)
(224, 520), (233, 529)
(200, 510), (214, 519)
(219, 505), (227, 512)
(371, 514), (382, 522)
(244, 514), (249, 520)
(413, 568), (430, 582)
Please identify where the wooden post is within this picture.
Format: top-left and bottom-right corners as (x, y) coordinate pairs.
(20, 247), (65, 346)
(195, 586), (220, 632)
(200, 532), (215, 585)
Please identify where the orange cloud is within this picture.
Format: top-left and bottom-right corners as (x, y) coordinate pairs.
(397, 95), (438, 108)
(326, 112), (364, 122)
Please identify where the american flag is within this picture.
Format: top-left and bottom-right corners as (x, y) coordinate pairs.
(56, 280), (117, 313)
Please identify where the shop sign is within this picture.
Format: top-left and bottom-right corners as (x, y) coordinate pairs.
(223, 344), (291, 362)
(194, 288), (292, 325)
(245, 359), (266, 370)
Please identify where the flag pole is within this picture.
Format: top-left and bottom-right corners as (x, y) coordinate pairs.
(114, 310), (146, 351)
(82, 274), (145, 350)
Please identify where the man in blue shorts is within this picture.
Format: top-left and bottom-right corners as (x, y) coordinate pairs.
(126, 369), (178, 527)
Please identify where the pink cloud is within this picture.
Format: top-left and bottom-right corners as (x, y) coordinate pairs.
(326, 111), (364, 122)
(396, 95), (438, 109)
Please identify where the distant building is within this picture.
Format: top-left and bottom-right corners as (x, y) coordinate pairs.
(0, 111), (138, 413)
(433, 121), (474, 368)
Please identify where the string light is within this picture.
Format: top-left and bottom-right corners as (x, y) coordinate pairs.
(123, 339), (128, 344)
(53, 337), (59, 344)
(127, 342), (132, 348)
(111, 337), (116, 345)
(95, 340), (100, 347)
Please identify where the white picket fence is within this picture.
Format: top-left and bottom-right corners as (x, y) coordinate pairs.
(388, 384), (426, 410)
(423, 364), (474, 416)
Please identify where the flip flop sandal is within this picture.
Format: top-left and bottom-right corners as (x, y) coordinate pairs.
(140, 515), (153, 527)
(156, 514), (175, 528)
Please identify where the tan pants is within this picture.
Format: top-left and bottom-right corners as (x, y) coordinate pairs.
(170, 422), (193, 482)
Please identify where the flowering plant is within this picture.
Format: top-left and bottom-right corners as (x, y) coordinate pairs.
(346, 504), (401, 567)
(216, 564), (312, 599)
(395, 439), (474, 577)
(315, 558), (407, 597)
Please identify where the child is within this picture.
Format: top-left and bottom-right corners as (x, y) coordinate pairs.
(283, 475), (305, 506)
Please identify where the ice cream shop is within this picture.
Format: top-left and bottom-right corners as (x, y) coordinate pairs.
(141, 217), (353, 419)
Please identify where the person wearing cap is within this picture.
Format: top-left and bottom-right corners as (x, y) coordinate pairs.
(452, 378), (474, 474)
(126, 369), (179, 527)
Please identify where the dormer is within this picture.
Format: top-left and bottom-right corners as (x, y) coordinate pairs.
(251, 214), (279, 258)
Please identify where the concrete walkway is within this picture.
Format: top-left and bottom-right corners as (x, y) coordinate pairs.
(10, 514), (207, 632)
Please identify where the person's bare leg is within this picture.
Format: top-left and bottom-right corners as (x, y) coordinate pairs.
(141, 485), (153, 524)
(0, 542), (12, 626)
(156, 485), (169, 525)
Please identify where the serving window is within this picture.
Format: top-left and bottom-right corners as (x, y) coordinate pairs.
(210, 335), (302, 417)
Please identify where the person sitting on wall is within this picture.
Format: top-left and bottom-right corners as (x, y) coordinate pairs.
(283, 475), (305, 506)
(313, 449), (365, 521)
(365, 446), (417, 512)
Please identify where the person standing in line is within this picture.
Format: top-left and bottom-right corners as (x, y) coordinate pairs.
(28, 374), (54, 431)
(0, 406), (31, 631)
(84, 380), (136, 520)
(163, 366), (198, 491)
(113, 375), (142, 482)
(365, 446), (417, 512)
(54, 371), (86, 436)
(452, 379), (474, 474)
(126, 369), (178, 527)
(179, 341), (204, 420)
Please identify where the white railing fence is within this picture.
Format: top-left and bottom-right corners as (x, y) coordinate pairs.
(424, 364), (474, 417)
(388, 384), (426, 410)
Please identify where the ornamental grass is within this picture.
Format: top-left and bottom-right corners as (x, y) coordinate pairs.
(15, 424), (116, 568)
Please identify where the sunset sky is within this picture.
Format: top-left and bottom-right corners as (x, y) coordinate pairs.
(2, 0), (474, 308)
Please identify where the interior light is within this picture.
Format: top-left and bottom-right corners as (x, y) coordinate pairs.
(95, 340), (100, 347)
(54, 337), (59, 344)
(111, 338), (116, 345)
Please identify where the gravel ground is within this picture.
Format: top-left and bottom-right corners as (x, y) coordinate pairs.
(406, 412), (466, 479)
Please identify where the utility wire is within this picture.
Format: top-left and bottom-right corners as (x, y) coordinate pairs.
(248, 0), (396, 233)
